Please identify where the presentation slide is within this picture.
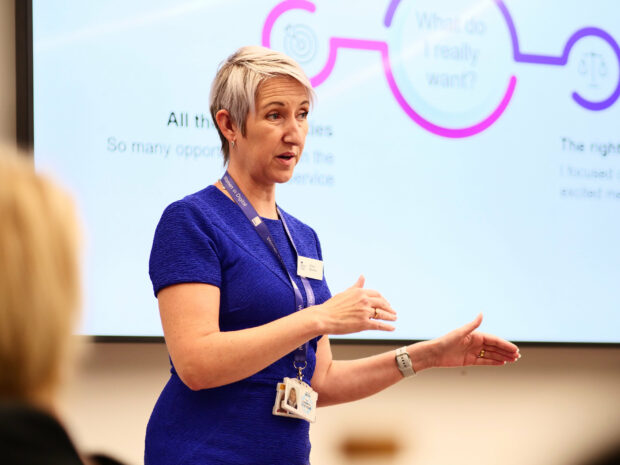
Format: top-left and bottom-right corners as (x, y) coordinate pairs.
(33, 0), (620, 342)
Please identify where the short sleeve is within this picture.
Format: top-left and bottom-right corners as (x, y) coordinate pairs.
(149, 201), (221, 296)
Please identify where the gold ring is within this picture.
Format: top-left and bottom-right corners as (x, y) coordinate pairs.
(478, 349), (485, 358)
(373, 308), (379, 319)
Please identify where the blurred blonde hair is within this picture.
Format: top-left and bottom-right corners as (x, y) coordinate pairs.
(0, 148), (80, 405)
(210, 45), (315, 164)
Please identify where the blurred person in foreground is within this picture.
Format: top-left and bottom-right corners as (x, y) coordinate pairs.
(146, 46), (521, 464)
(577, 442), (620, 465)
(0, 150), (124, 465)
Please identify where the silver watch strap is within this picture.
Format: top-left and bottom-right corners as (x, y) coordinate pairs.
(395, 346), (416, 378)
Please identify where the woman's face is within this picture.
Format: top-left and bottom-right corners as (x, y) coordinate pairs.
(234, 76), (310, 186)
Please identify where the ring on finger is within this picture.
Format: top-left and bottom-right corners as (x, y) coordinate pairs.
(478, 349), (485, 358)
(373, 308), (379, 319)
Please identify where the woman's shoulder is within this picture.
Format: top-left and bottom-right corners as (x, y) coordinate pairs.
(277, 207), (324, 256)
(278, 207), (318, 236)
(163, 185), (218, 217)
(0, 402), (128, 465)
(159, 185), (236, 230)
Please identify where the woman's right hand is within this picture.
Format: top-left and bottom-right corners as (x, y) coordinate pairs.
(313, 275), (397, 335)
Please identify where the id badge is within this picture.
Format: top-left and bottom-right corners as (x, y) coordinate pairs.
(272, 378), (318, 423)
(297, 256), (323, 280)
(273, 383), (297, 418)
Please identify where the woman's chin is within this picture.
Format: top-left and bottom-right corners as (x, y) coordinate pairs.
(271, 167), (296, 184)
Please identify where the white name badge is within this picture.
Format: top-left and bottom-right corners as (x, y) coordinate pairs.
(297, 256), (324, 280)
(272, 377), (318, 423)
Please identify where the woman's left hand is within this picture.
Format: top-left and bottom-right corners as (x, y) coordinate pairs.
(431, 314), (520, 367)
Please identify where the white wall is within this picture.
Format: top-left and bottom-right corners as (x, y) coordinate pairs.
(57, 342), (620, 465)
(2, 4), (619, 465)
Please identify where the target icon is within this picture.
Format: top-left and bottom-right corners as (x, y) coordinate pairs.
(283, 24), (318, 64)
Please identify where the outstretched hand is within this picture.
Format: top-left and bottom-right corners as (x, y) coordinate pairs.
(432, 314), (520, 367)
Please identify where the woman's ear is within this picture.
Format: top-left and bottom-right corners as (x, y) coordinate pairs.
(215, 109), (238, 144)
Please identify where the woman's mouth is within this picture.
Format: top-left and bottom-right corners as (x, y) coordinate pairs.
(276, 153), (295, 162)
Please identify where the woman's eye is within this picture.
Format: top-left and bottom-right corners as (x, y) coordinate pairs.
(267, 113), (280, 120)
(298, 111), (309, 119)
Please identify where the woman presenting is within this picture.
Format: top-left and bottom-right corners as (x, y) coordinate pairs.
(146, 46), (520, 464)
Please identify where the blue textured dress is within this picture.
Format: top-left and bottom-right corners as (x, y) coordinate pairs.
(146, 185), (331, 465)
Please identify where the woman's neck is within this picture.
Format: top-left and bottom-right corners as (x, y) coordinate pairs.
(218, 166), (278, 220)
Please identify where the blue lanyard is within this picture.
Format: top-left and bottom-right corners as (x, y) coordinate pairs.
(220, 172), (315, 375)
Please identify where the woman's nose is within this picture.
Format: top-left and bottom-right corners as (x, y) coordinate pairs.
(283, 118), (305, 145)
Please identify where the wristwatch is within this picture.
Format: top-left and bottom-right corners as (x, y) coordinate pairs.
(395, 346), (416, 378)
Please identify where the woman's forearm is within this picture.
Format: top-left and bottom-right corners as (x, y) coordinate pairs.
(313, 315), (520, 406)
(314, 341), (437, 407)
(169, 306), (324, 390)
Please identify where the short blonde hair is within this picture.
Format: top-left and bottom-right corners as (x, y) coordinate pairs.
(210, 46), (315, 164)
(0, 149), (80, 404)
